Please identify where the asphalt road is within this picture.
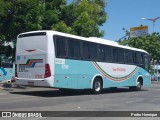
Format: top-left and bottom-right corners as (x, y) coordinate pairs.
(0, 84), (160, 119)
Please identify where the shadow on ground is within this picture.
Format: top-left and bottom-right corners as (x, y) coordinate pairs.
(9, 87), (147, 98)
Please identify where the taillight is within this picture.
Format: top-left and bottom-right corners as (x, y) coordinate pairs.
(44, 64), (51, 78)
(15, 64), (18, 77)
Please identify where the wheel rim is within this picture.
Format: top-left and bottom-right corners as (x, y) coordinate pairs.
(94, 81), (101, 92)
(136, 81), (141, 90)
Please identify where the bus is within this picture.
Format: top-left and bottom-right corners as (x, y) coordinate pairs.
(15, 31), (151, 94)
(0, 53), (14, 83)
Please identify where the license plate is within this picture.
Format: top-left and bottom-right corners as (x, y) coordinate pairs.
(28, 82), (34, 86)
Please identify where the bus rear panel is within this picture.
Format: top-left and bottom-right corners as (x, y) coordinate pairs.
(15, 32), (54, 87)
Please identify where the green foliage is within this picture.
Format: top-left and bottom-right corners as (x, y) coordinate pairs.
(54, 0), (107, 37)
(0, 0), (43, 43)
(0, 0), (107, 58)
(0, 0), (44, 58)
(42, 0), (66, 29)
(52, 21), (73, 34)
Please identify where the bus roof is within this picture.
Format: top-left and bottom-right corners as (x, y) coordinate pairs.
(18, 30), (148, 54)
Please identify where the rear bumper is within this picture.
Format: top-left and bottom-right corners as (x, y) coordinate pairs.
(15, 76), (54, 87)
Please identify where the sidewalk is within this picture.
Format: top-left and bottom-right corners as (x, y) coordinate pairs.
(151, 80), (160, 84)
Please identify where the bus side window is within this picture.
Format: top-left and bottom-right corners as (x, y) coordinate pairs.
(132, 52), (135, 64)
(0, 55), (13, 68)
(68, 39), (75, 58)
(105, 46), (112, 62)
(90, 43), (97, 61)
(54, 36), (67, 58)
(135, 52), (143, 65)
(68, 38), (81, 59)
(125, 50), (134, 64)
(82, 42), (90, 60)
(118, 48), (124, 63)
(74, 39), (81, 59)
(98, 45), (105, 62)
(113, 47), (118, 63)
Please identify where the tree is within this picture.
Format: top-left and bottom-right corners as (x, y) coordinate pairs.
(0, 0), (107, 58)
(52, 0), (107, 37)
(4, 0), (43, 40)
(0, 0), (44, 57)
(42, 0), (66, 29)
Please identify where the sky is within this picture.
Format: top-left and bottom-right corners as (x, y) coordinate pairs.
(68, 0), (160, 41)
(102, 0), (160, 41)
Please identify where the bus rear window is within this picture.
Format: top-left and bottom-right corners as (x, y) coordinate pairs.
(17, 34), (47, 52)
(18, 32), (46, 38)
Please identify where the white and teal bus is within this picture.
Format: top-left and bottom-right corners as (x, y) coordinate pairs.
(15, 31), (151, 94)
(0, 53), (14, 83)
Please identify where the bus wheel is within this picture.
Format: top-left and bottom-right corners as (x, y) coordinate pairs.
(92, 78), (102, 94)
(129, 79), (142, 91)
(135, 80), (142, 91)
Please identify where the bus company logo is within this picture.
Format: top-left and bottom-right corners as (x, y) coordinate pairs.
(19, 59), (43, 68)
(112, 68), (126, 72)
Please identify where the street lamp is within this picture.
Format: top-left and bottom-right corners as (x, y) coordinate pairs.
(141, 17), (160, 33)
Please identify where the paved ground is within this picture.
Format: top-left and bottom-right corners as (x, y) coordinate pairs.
(0, 83), (160, 119)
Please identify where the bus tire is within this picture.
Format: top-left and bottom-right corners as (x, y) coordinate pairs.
(92, 77), (103, 94)
(129, 78), (142, 91)
(135, 79), (142, 91)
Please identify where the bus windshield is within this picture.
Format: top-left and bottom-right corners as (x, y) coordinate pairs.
(0, 54), (13, 68)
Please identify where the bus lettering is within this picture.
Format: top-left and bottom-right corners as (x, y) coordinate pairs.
(19, 67), (28, 72)
(112, 68), (126, 72)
